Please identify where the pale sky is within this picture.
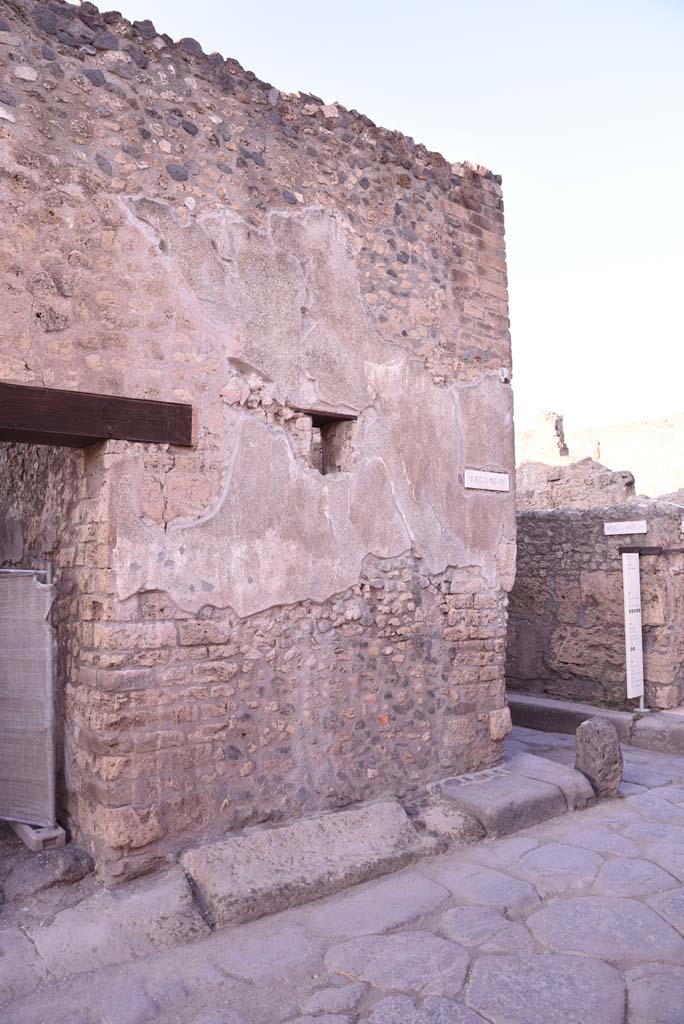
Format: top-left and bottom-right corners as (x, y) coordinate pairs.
(114, 0), (684, 432)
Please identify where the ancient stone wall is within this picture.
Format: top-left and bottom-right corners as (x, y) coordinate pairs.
(0, 441), (113, 817)
(516, 458), (636, 512)
(518, 411), (684, 499)
(0, 0), (514, 876)
(507, 502), (684, 711)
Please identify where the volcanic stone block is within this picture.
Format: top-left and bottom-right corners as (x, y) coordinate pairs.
(439, 771), (567, 837)
(467, 954), (625, 1024)
(324, 930), (470, 998)
(299, 870), (449, 938)
(627, 965), (684, 1024)
(631, 714), (684, 755)
(181, 800), (441, 928)
(575, 718), (623, 797)
(527, 896), (684, 963)
(413, 799), (486, 845)
(507, 693), (634, 741)
(28, 867), (208, 978)
(0, 928), (48, 1001)
(506, 751), (595, 810)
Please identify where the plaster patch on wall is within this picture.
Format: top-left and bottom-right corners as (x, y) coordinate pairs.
(113, 364), (513, 616)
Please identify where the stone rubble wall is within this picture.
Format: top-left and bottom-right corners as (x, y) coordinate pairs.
(507, 502), (684, 711)
(0, 0), (515, 875)
(518, 411), (684, 500)
(0, 442), (112, 818)
(516, 458), (636, 513)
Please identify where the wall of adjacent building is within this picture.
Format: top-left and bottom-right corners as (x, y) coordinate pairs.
(507, 503), (684, 712)
(0, 0), (515, 876)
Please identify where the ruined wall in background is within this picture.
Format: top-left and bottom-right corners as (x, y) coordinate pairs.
(507, 503), (684, 711)
(515, 412), (637, 512)
(516, 458), (636, 513)
(0, 0), (514, 876)
(518, 411), (684, 499)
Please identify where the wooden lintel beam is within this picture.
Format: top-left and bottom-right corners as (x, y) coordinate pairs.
(0, 382), (194, 448)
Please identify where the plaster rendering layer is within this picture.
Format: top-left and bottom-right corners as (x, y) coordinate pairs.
(0, 0), (514, 875)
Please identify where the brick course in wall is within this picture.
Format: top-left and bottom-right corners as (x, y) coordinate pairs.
(0, 0), (515, 876)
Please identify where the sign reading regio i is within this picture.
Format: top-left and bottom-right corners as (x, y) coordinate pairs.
(464, 469), (510, 492)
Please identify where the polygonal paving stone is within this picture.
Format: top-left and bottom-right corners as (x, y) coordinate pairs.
(643, 843), (684, 882)
(514, 843), (603, 895)
(360, 995), (487, 1024)
(623, 765), (672, 788)
(626, 963), (684, 1024)
(527, 896), (684, 963)
(28, 867), (208, 978)
(299, 870), (449, 937)
(0, 928), (48, 1001)
(187, 1014), (250, 1024)
(629, 793), (684, 825)
(94, 978), (159, 1024)
(537, 821), (640, 857)
(441, 907), (535, 953)
(290, 1017), (351, 1024)
(623, 822), (684, 844)
(480, 922), (536, 955)
(647, 885), (684, 934)
(591, 857), (678, 897)
(302, 983), (367, 1014)
(464, 836), (538, 870)
(656, 785), (684, 804)
(575, 801), (643, 826)
(215, 921), (324, 981)
(422, 861), (540, 919)
(466, 954), (625, 1024)
(324, 930), (470, 998)
(620, 781), (646, 795)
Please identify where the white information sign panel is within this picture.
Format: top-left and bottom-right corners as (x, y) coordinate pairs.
(621, 552), (644, 700)
(464, 469), (510, 492)
(604, 521), (648, 536)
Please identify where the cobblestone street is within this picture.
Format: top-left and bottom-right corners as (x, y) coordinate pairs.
(3, 726), (684, 1024)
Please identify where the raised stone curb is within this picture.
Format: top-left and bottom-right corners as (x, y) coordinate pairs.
(27, 867), (208, 979)
(509, 693), (684, 759)
(508, 693), (634, 741)
(631, 714), (684, 755)
(436, 767), (567, 837)
(181, 800), (442, 929)
(506, 751), (595, 810)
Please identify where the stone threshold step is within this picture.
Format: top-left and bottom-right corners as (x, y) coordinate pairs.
(508, 691), (684, 755)
(433, 751), (595, 839)
(181, 799), (442, 929)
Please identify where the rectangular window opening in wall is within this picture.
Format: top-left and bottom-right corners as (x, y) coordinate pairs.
(295, 410), (358, 475)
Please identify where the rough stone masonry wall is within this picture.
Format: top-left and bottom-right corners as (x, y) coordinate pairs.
(518, 411), (684, 499)
(515, 414), (637, 512)
(507, 503), (684, 711)
(0, 0), (515, 876)
(0, 441), (114, 816)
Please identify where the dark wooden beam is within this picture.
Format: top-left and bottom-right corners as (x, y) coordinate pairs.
(0, 382), (194, 448)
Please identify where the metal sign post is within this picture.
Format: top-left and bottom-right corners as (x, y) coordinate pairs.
(621, 552), (645, 709)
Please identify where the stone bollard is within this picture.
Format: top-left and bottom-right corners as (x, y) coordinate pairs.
(575, 718), (623, 798)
